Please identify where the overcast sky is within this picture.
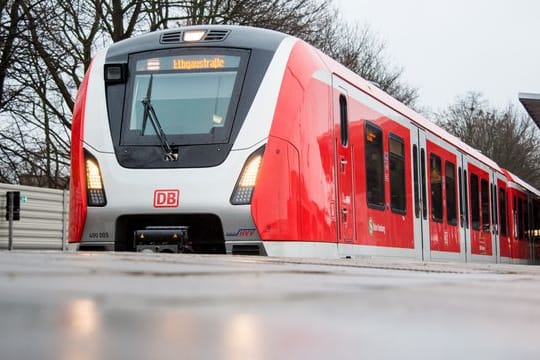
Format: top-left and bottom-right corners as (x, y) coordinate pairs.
(335, 0), (540, 111)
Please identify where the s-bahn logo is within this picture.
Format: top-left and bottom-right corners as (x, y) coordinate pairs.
(368, 217), (386, 236)
(153, 189), (180, 208)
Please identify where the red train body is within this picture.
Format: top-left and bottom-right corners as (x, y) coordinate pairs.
(69, 26), (540, 263)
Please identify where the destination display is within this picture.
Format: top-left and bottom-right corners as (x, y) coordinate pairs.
(136, 55), (240, 72)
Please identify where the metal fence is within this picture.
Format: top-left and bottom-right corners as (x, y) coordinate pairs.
(0, 183), (68, 250)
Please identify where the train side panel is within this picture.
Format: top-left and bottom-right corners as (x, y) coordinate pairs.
(252, 41), (338, 256)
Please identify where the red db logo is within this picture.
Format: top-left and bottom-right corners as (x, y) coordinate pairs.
(153, 189), (180, 208)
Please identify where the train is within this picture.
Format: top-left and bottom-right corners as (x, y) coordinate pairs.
(69, 25), (540, 263)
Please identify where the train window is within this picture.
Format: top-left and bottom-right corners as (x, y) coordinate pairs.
(470, 174), (480, 230)
(458, 167), (463, 227)
(389, 135), (406, 214)
(413, 145), (420, 218)
(445, 161), (457, 225)
(430, 154), (443, 222)
(525, 198), (529, 239)
(481, 179), (490, 233)
(339, 95), (348, 146)
(492, 184), (498, 226)
(519, 198), (524, 240)
(499, 188), (507, 236)
(514, 196), (519, 239)
(365, 122), (385, 209)
(121, 48), (248, 147)
(463, 170), (469, 228)
(420, 149), (427, 220)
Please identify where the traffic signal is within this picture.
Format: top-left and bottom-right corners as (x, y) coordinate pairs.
(5, 191), (20, 221)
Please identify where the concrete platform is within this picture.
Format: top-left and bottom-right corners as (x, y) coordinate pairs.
(0, 251), (539, 360)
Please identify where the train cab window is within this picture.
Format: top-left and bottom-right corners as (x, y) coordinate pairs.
(420, 149), (428, 220)
(365, 122), (385, 209)
(481, 179), (490, 233)
(413, 145), (420, 218)
(445, 161), (457, 225)
(430, 154), (443, 222)
(339, 95), (348, 146)
(122, 49), (248, 147)
(470, 174), (480, 230)
(389, 135), (406, 213)
(499, 188), (507, 236)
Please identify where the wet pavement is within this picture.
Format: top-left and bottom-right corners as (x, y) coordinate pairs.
(0, 251), (539, 360)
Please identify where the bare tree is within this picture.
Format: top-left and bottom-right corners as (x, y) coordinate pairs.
(0, 0), (419, 188)
(436, 92), (540, 188)
(0, 0), (24, 110)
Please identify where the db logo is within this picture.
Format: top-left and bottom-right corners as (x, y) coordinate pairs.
(153, 189), (180, 208)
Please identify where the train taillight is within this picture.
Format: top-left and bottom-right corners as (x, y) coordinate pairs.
(230, 146), (265, 205)
(85, 151), (107, 207)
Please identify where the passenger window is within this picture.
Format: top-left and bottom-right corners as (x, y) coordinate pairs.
(430, 154), (443, 222)
(518, 198), (524, 240)
(458, 167), (463, 227)
(499, 188), (507, 236)
(491, 184), (498, 226)
(470, 174), (480, 230)
(421, 149), (427, 220)
(515, 198), (520, 239)
(524, 198), (529, 239)
(339, 95), (348, 146)
(445, 161), (457, 225)
(365, 122), (385, 209)
(413, 145), (420, 218)
(389, 135), (406, 213)
(463, 170), (469, 228)
(481, 179), (490, 233)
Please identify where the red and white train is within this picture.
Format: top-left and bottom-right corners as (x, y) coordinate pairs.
(69, 25), (540, 263)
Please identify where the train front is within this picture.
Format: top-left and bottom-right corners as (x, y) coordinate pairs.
(69, 26), (294, 254)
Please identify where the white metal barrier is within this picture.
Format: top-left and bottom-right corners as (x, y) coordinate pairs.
(0, 183), (68, 250)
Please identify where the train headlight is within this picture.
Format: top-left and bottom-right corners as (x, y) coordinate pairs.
(230, 146), (265, 205)
(183, 30), (206, 42)
(85, 151), (107, 207)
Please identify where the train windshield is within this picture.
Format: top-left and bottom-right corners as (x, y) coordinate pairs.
(122, 49), (248, 146)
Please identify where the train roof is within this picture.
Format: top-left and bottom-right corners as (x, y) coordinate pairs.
(504, 170), (540, 197)
(105, 25), (289, 63)
(313, 47), (503, 173)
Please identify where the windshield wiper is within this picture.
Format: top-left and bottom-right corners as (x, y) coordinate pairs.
(141, 74), (178, 161)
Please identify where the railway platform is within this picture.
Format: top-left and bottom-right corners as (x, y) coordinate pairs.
(1, 251), (539, 359)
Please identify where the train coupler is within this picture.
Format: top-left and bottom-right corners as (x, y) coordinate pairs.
(134, 226), (190, 253)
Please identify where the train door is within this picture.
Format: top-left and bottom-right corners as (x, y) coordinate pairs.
(410, 125), (429, 260)
(332, 82), (355, 243)
(459, 154), (471, 262)
(425, 138), (463, 262)
(467, 161), (495, 262)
